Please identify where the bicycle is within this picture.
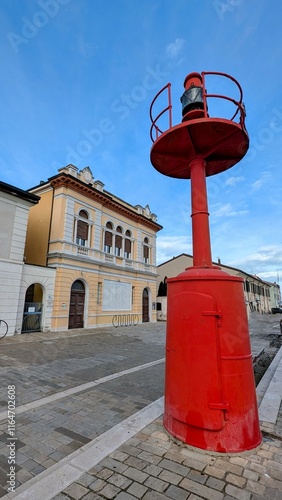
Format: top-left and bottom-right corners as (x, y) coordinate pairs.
(0, 320), (8, 339)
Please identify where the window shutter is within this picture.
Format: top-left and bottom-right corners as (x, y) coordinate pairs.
(143, 245), (149, 259)
(77, 220), (88, 240)
(125, 238), (131, 253)
(105, 231), (112, 246)
(115, 234), (122, 249)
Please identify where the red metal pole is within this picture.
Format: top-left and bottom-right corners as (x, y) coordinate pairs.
(190, 158), (212, 267)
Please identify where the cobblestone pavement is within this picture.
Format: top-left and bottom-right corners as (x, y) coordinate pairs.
(249, 313), (281, 354)
(0, 323), (166, 498)
(1, 314), (282, 499)
(57, 417), (282, 500)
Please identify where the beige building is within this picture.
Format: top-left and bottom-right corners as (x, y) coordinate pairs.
(157, 253), (277, 320)
(24, 165), (162, 331)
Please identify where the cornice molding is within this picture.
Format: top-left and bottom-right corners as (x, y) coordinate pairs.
(50, 174), (162, 232)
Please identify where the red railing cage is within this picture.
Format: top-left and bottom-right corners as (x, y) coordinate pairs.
(149, 71), (246, 143)
(149, 83), (172, 142)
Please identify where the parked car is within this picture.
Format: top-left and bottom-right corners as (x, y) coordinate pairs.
(271, 307), (282, 314)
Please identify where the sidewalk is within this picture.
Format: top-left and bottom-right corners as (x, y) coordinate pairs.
(1, 317), (282, 499)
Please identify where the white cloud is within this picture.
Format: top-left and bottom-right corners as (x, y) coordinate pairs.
(212, 203), (248, 217)
(256, 271), (281, 282)
(250, 171), (272, 192)
(230, 245), (282, 282)
(165, 38), (185, 59)
(225, 176), (245, 186)
(251, 179), (263, 191)
(157, 235), (192, 265)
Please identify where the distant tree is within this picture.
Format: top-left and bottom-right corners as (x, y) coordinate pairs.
(163, 276), (167, 296)
(158, 276), (168, 297)
(158, 281), (165, 296)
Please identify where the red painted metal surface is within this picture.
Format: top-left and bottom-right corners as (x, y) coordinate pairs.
(150, 72), (262, 453)
(164, 267), (261, 452)
(190, 158), (212, 268)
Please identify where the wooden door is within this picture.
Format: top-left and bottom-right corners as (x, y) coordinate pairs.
(68, 281), (85, 329)
(142, 288), (149, 322)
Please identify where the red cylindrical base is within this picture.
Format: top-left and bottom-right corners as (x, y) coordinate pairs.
(164, 267), (262, 453)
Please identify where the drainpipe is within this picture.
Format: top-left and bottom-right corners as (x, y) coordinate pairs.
(46, 184), (55, 267)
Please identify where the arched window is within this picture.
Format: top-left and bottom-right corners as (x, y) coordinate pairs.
(143, 237), (149, 263)
(76, 210), (89, 246)
(125, 230), (132, 259)
(115, 226), (123, 256)
(104, 221), (113, 253)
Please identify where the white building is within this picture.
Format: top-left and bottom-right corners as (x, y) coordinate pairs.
(0, 181), (55, 336)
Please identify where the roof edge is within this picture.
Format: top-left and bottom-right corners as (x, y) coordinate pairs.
(0, 180), (40, 204)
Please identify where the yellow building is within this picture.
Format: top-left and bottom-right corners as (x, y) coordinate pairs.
(24, 165), (162, 331)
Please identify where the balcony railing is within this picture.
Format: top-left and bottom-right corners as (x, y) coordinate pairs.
(77, 246), (88, 255)
(48, 241), (156, 273)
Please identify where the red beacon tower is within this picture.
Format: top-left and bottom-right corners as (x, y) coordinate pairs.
(150, 71), (262, 453)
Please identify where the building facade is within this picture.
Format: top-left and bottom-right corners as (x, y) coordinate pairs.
(0, 181), (55, 336)
(157, 254), (278, 320)
(265, 280), (281, 310)
(24, 165), (162, 331)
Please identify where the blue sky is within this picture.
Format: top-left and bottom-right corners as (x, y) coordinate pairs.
(1, 0), (282, 282)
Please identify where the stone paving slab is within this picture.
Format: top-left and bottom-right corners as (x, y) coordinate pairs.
(2, 399), (164, 500)
(0, 323), (166, 408)
(0, 324), (166, 497)
(4, 409), (282, 500)
(1, 315), (282, 498)
(56, 421), (282, 499)
(0, 363), (164, 497)
(0, 358), (164, 421)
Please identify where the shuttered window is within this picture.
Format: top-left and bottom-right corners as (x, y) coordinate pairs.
(125, 230), (132, 258)
(105, 231), (112, 246)
(124, 238), (131, 257)
(104, 224), (133, 258)
(104, 231), (112, 252)
(115, 235), (122, 255)
(143, 237), (149, 263)
(104, 222), (113, 253)
(76, 210), (89, 246)
(115, 226), (123, 256)
(77, 220), (88, 240)
(143, 245), (149, 260)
